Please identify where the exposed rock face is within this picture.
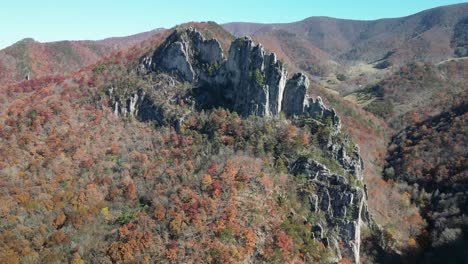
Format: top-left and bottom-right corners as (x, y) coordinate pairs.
(141, 31), (289, 118)
(282, 72), (341, 130)
(140, 27), (343, 126)
(292, 158), (368, 264)
(305, 96), (342, 130)
(156, 41), (195, 82)
(328, 141), (364, 180)
(141, 28), (224, 83)
(132, 27), (367, 263)
(224, 37), (287, 117)
(282, 72), (309, 116)
(108, 87), (146, 118)
(108, 85), (167, 126)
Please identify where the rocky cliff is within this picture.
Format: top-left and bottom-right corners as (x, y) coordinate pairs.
(110, 27), (368, 263)
(139, 27), (339, 124)
(139, 28), (224, 83)
(283, 72), (341, 130)
(292, 158), (368, 263)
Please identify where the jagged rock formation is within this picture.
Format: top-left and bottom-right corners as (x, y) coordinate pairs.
(140, 28), (224, 83)
(282, 72), (310, 116)
(292, 158), (368, 264)
(327, 137), (364, 181)
(106, 75), (179, 125)
(139, 27), (341, 125)
(283, 72), (341, 130)
(223, 37), (287, 117)
(108, 87), (146, 118)
(305, 97), (342, 130)
(119, 27), (367, 263)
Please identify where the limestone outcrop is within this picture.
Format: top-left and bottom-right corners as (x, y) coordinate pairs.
(108, 87), (146, 118)
(328, 139), (364, 181)
(282, 72), (310, 117)
(139, 27), (341, 126)
(292, 158), (368, 264)
(128, 27), (368, 263)
(224, 37), (287, 117)
(282, 72), (341, 130)
(141, 28), (224, 83)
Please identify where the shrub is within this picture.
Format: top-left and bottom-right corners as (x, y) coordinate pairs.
(250, 68), (264, 86)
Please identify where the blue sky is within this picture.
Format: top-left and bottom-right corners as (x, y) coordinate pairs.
(1, 0), (466, 49)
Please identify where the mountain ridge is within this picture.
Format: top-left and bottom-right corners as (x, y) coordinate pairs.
(0, 28), (166, 86)
(223, 3), (468, 88)
(0, 23), (382, 263)
(0, 4), (466, 262)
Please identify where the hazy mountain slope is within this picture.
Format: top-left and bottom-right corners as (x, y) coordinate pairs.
(0, 29), (165, 86)
(219, 22), (268, 38)
(345, 58), (466, 130)
(384, 95), (467, 262)
(223, 3), (468, 78)
(96, 28), (165, 47)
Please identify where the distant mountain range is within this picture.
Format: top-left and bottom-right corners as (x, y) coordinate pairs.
(0, 28), (165, 85)
(223, 3), (468, 76)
